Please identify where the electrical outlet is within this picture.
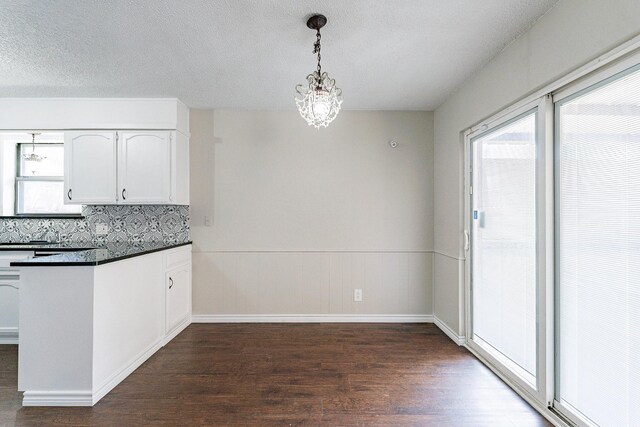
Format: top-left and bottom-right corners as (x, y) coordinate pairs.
(204, 216), (212, 227)
(96, 223), (109, 236)
(354, 289), (363, 302)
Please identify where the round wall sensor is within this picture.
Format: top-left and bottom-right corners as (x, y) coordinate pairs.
(388, 140), (398, 148)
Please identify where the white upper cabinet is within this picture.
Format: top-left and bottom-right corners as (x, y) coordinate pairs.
(171, 131), (190, 206)
(64, 132), (117, 204)
(118, 132), (171, 204)
(64, 130), (189, 205)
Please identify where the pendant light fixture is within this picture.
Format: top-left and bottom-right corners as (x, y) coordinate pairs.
(23, 132), (46, 174)
(295, 14), (343, 129)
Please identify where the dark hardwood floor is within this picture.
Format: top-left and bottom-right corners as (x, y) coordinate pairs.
(0, 324), (551, 426)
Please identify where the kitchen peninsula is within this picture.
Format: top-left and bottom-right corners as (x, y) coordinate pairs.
(0, 98), (193, 407)
(10, 241), (192, 406)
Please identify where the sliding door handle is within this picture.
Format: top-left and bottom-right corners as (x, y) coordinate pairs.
(464, 230), (470, 252)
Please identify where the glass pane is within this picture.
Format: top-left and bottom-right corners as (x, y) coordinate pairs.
(471, 111), (537, 386)
(16, 181), (82, 214)
(19, 144), (64, 176)
(557, 66), (640, 426)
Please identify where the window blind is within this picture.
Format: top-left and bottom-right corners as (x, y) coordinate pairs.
(557, 66), (640, 426)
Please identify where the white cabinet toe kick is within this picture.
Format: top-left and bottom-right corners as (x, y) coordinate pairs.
(18, 245), (192, 407)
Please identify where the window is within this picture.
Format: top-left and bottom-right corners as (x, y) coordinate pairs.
(15, 143), (82, 215)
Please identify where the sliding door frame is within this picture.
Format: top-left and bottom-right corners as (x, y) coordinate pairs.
(463, 95), (555, 407)
(551, 51), (640, 427)
(460, 35), (640, 427)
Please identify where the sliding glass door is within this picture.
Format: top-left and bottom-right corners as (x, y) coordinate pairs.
(555, 64), (640, 427)
(465, 49), (640, 426)
(469, 106), (539, 391)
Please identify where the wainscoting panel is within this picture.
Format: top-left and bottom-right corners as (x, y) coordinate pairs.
(433, 252), (464, 337)
(192, 251), (433, 316)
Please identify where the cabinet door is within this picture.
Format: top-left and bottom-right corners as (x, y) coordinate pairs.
(118, 132), (171, 204)
(0, 274), (19, 333)
(166, 265), (190, 333)
(64, 132), (117, 204)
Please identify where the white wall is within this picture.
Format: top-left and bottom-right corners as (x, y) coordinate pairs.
(433, 0), (640, 334)
(190, 109), (434, 318)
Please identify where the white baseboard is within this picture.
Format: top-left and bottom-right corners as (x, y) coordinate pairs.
(192, 314), (434, 323)
(0, 327), (18, 345)
(22, 391), (93, 407)
(433, 316), (465, 345)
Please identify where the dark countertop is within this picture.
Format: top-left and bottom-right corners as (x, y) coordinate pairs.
(9, 241), (192, 267)
(0, 242), (97, 252)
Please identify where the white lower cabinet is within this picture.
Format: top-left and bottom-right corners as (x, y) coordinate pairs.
(0, 252), (33, 345)
(18, 244), (192, 406)
(0, 273), (19, 344)
(166, 266), (191, 333)
(164, 244), (192, 335)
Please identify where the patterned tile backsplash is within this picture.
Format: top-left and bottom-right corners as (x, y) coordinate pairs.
(0, 205), (190, 244)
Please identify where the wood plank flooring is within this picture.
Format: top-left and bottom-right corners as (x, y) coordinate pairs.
(0, 324), (551, 426)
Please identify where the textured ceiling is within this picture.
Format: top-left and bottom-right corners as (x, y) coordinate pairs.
(0, 0), (558, 110)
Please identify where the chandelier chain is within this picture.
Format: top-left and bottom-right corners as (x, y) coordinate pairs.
(314, 29), (322, 77)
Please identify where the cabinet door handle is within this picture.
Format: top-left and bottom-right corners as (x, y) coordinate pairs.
(68, 189), (72, 200)
(122, 189), (127, 200)
(169, 277), (173, 289)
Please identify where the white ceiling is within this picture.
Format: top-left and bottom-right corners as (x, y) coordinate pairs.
(0, 0), (558, 110)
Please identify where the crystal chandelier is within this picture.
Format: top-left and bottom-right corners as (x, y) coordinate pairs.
(23, 132), (46, 174)
(295, 14), (343, 129)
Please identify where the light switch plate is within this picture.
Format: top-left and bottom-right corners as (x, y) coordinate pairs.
(96, 223), (109, 236)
